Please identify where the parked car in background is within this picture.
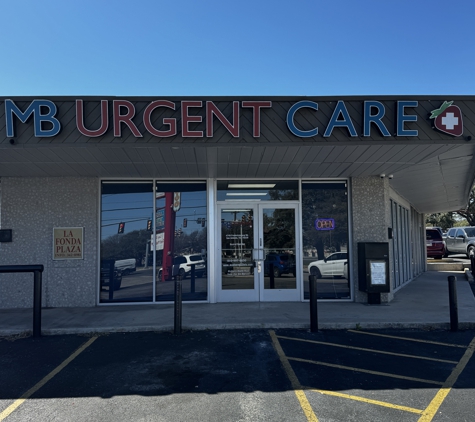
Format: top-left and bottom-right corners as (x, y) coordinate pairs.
(308, 252), (348, 278)
(445, 227), (475, 257)
(158, 254), (206, 280)
(264, 252), (296, 277)
(426, 228), (446, 259)
(114, 258), (136, 275)
(100, 262), (123, 290)
(431, 227), (444, 238)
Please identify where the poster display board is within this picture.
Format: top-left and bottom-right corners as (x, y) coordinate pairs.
(370, 261), (386, 285)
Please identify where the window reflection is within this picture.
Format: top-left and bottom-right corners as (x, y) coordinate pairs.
(100, 182), (154, 303)
(100, 181), (208, 303)
(221, 209), (255, 290)
(155, 183), (208, 301)
(263, 208), (297, 290)
(217, 180), (298, 201)
(302, 183), (350, 300)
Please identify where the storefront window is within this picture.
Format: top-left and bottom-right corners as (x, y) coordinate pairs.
(100, 181), (208, 303)
(302, 182), (350, 300)
(100, 182), (154, 303)
(155, 182), (208, 301)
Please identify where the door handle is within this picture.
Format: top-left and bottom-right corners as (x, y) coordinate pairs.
(253, 260), (262, 273)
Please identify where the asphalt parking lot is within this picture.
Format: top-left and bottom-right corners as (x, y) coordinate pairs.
(0, 328), (474, 422)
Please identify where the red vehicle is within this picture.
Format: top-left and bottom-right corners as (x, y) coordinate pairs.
(426, 228), (446, 259)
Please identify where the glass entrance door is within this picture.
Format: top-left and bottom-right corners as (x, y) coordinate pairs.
(218, 203), (300, 302)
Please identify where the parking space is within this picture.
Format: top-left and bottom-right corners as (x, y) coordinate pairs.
(0, 329), (474, 421)
(271, 329), (475, 421)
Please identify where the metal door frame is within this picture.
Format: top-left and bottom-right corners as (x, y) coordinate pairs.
(216, 202), (300, 302)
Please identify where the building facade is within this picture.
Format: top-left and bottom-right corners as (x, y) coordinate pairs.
(0, 96), (473, 308)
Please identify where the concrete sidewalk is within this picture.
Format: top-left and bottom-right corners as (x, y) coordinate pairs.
(1, 270), (474, 336)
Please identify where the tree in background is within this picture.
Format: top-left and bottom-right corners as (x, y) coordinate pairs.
(426, 185), (475, 228)
(454, 187), (475, 226)
(426, 212), (456, 230)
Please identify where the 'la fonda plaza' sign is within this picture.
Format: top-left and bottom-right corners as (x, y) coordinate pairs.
(53, 227), (84, 260)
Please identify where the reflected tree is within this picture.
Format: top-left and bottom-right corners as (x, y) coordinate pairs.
(263, 209), (295, 250)
(101, 229), (150, 262)
(302, 185), (348, 259)
(101, 229), (207, 264)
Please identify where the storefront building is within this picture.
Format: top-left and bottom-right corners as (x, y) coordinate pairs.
(0, 96), (474, 309)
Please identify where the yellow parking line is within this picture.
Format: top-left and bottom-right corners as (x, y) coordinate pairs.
(0, 336), (98, 421)
(308, 388), (423, 414)
(347, 330), (466, 348)
(289, 356), (444, 386)
(269, 330), (318, 422)
(419, 335), (475, 422)
(276, 335), (458, 364)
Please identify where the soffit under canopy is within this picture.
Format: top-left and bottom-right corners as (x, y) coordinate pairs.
(0, 141), (473, 213)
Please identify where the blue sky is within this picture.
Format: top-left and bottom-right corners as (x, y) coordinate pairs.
(1, 1), (474, 96)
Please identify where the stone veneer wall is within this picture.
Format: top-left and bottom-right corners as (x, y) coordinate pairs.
(0, 178), (98, 308)
(351, 176), (393, 303)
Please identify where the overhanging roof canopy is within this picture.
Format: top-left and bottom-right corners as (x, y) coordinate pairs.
(1, 96), (474, 213)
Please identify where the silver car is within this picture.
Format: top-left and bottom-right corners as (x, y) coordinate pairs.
(445, 227), (475, 257)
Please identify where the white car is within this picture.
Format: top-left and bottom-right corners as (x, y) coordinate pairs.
(308, 252), (348, 278)
(114, 258), (136, 275)
(158, 254), (206, 280)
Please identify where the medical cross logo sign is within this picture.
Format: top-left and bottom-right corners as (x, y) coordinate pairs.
(430, 101), (463, 137)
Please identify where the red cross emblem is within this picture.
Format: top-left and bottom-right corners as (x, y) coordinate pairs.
(430, 101), (463, 137)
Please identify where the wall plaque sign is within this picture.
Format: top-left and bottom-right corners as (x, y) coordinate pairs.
(53, 227), (84, 260)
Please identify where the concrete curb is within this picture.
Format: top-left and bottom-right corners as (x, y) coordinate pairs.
(3, 321), (475, 337)
(465, 268), (474, 282)
(428, 262), (465, 271)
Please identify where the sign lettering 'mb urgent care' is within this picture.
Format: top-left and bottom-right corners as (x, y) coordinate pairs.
(3, 98), (464, 139)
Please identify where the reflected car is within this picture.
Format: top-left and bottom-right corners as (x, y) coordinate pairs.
(308, 252), (348, 278)
(343, 261), (348, 280)
(264, 253), (296, 277)
(114, 258), (136, 275)
(158, 254), (206, 280)
(100, 266), (123, 290)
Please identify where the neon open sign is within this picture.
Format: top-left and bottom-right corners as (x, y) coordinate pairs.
(315, 218), (335, 231)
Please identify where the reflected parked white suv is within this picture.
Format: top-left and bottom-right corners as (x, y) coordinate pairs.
(158, 254), (206, 279)
(308, 252), (348, 278)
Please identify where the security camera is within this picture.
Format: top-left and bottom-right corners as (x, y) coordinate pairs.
(380, 174), (385, 179)
(388, 174), (394, 179)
